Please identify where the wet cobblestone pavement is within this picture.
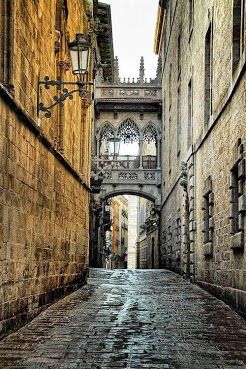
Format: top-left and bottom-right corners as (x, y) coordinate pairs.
(0, 269), (246, 369)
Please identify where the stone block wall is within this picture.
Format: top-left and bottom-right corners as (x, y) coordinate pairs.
(138, 235), (148, 269)
(0, 0), (92, 337)
(138, 230), (160, 269)
(195, 75), (246, 313)
(157, 0), (246, 313)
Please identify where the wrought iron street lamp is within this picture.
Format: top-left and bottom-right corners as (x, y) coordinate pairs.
(38, 34), (93, 118)
(107, 137), (121, 158)
(68, 34), (90, 79)
(91, 137), (121, 193)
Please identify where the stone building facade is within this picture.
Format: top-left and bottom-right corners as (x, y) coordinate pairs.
(0, 0), (96, 337)
(155, 0), (246, 314)
(137, 197), (159, 269)
(110, 195), (128, 269)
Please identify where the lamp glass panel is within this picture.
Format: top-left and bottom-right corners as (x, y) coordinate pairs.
(68, 40), (89, 74)
(114, 140), (121, 156)
(108, 138), (121, 156)
(69, 46), (89, 75)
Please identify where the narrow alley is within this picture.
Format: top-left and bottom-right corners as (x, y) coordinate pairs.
(0, 269), (245, 369)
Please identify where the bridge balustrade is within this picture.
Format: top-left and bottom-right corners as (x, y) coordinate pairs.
(96, 155), (157, 170)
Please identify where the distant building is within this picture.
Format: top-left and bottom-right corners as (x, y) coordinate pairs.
(155, 0), (246, 314)
(127, 195), (139, 269)
(110, 196), (128, 269)
(136, 133), (159, 269)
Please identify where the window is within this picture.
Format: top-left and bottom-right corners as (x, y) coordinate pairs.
(54, 0), (69, 151)
(204, 24), (213, 125)
(0, 0), (14, 86)
(164, 28), (167, 56)
(169, 64), (172, 109)
(229, 138), (245, 250)
(187, 79), (193, 148)
(230, 165), (239, 234)
(163, 97), (166, 139)
(168, 225), (172, 266)
(177, 87), (181, 155)
(203, 193), (210, 244)
(169, 1), (173, 31)
(202, 176), (214, 257)
(189, 0), (194, 34)
(177, 34), (181, 78)
(55, 0), (68, 33)
(232, 0), (245, 73)
(168, 116), (171, 171)
(175, 218), (181, 263)
(242, 0), (245, 54)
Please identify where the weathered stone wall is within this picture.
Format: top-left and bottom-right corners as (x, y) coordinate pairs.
(137, 197), (160, 269)
(195, 75), (246, 313)
(138, 233), (148, 269)
(0, 0), (92, 337)
(158, 0), (246, 313)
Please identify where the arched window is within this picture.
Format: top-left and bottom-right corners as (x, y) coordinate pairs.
(118, 118), (139, 143)
(143, 123), (157, 143)
(142, 123), (157, 168)
(100, 123), (114, 140)
(99, 123), (114, 155)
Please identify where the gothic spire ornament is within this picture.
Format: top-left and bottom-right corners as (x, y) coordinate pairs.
(139, 56), (145, 83)
(114, 56), (119, 82)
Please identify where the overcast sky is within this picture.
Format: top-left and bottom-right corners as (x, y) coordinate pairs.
(104, 0), (159, 80)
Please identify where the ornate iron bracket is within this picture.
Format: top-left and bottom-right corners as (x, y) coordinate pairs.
(38, 76), (93, 118)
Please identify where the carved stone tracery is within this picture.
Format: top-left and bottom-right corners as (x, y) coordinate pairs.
(119, 89), (139, 96)
(102, 89), (114, 97)
(119, 172), (138, 180)
(143, 123), (157, 143)
(144, 89), (157, 97)
(100, 123), (114, 140)
(118, 118), (140, 143)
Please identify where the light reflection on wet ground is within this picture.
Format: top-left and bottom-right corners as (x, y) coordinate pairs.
(0, 269), (245, 368)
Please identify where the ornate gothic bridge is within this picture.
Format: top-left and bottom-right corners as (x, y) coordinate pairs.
(91, 61), (162, 205)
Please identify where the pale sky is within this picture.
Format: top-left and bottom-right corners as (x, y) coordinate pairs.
(104, 0), (159, 80)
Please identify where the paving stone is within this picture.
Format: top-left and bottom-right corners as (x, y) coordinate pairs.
(0, 269), (245, 368)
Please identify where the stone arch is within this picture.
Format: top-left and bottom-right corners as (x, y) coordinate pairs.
(104, 189), (157, 204)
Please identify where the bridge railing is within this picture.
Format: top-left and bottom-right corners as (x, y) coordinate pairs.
(93, 155), (157, 171)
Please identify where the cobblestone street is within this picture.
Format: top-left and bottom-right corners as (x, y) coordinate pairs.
(0, 269), (246, 369)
